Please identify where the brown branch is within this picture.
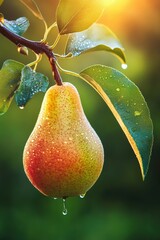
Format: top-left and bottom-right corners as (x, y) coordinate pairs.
(0, 23), (63, 86)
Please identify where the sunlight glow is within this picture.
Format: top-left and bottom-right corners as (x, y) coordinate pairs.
(103, 0), (130, 8)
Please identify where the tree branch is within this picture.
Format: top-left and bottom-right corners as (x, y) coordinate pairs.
(0, 23), (63, 86)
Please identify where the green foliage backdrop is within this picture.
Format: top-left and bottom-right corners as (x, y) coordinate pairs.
(0, 0), (160, 239)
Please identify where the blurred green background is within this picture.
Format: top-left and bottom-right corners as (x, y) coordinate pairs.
(0, 0), (160, 239)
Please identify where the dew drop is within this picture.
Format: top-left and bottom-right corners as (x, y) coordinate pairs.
(80, 193), (86, 199)
(62, 197), (68, 216)
(134, 111), (141, 116)
(19, 106), (24, 110)
(116, 88), (120, 92)
(121, 63), (128, 69)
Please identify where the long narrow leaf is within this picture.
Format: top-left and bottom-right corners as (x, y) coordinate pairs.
(80, 65), (153, 179)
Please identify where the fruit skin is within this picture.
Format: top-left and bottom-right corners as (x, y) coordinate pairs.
(23, 82), (104, 198)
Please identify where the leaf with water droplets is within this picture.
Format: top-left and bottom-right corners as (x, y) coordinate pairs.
(19, 0), (44, 20)
(15, 66), (49, 107)
(80, 65), (153, 179)
(56, 0), (106, 35)
(65, 23), (126, 64)
(3, 17), (30, 36)
(0, 60), (24, 115)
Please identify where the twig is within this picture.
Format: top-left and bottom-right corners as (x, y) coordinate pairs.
(0, 23), (63, 86)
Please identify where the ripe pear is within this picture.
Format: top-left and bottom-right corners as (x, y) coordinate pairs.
(23, 82), (104, 198)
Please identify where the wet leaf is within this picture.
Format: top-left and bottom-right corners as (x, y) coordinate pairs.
(0, 60), (24, 115)
(3, 17), (30, 36)
(56, 0), (106, 35)
(65, 23), (126, 64)
(19, 0), (44, 20)
(80, 65), (153, 179)
(15, 66), (49, 107)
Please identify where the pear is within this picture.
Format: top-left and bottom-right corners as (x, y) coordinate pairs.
(23, 82), (104, 198)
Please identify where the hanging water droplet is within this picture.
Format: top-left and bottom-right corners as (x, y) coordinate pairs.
(80, 193), (86, 199)
(121, 63), (128, 69)
(62, 197), (68, 216)
(19, 106), (24, 110)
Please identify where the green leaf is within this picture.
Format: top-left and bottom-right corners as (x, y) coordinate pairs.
(80, 65), (153, 179)
(0, 0), (4, 6)
(19, 0), (44, 20)
(15, 66), (49, 108)
(65, 23), (126, 64)
(0, 60), (24, 115)
(56, 0), (106, 35)
(3, 17), (30, 36)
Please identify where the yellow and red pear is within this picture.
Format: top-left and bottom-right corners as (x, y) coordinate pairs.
(23, 82), (104, 198)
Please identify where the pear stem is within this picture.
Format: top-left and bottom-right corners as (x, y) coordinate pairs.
(0, 23), (63, 86)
